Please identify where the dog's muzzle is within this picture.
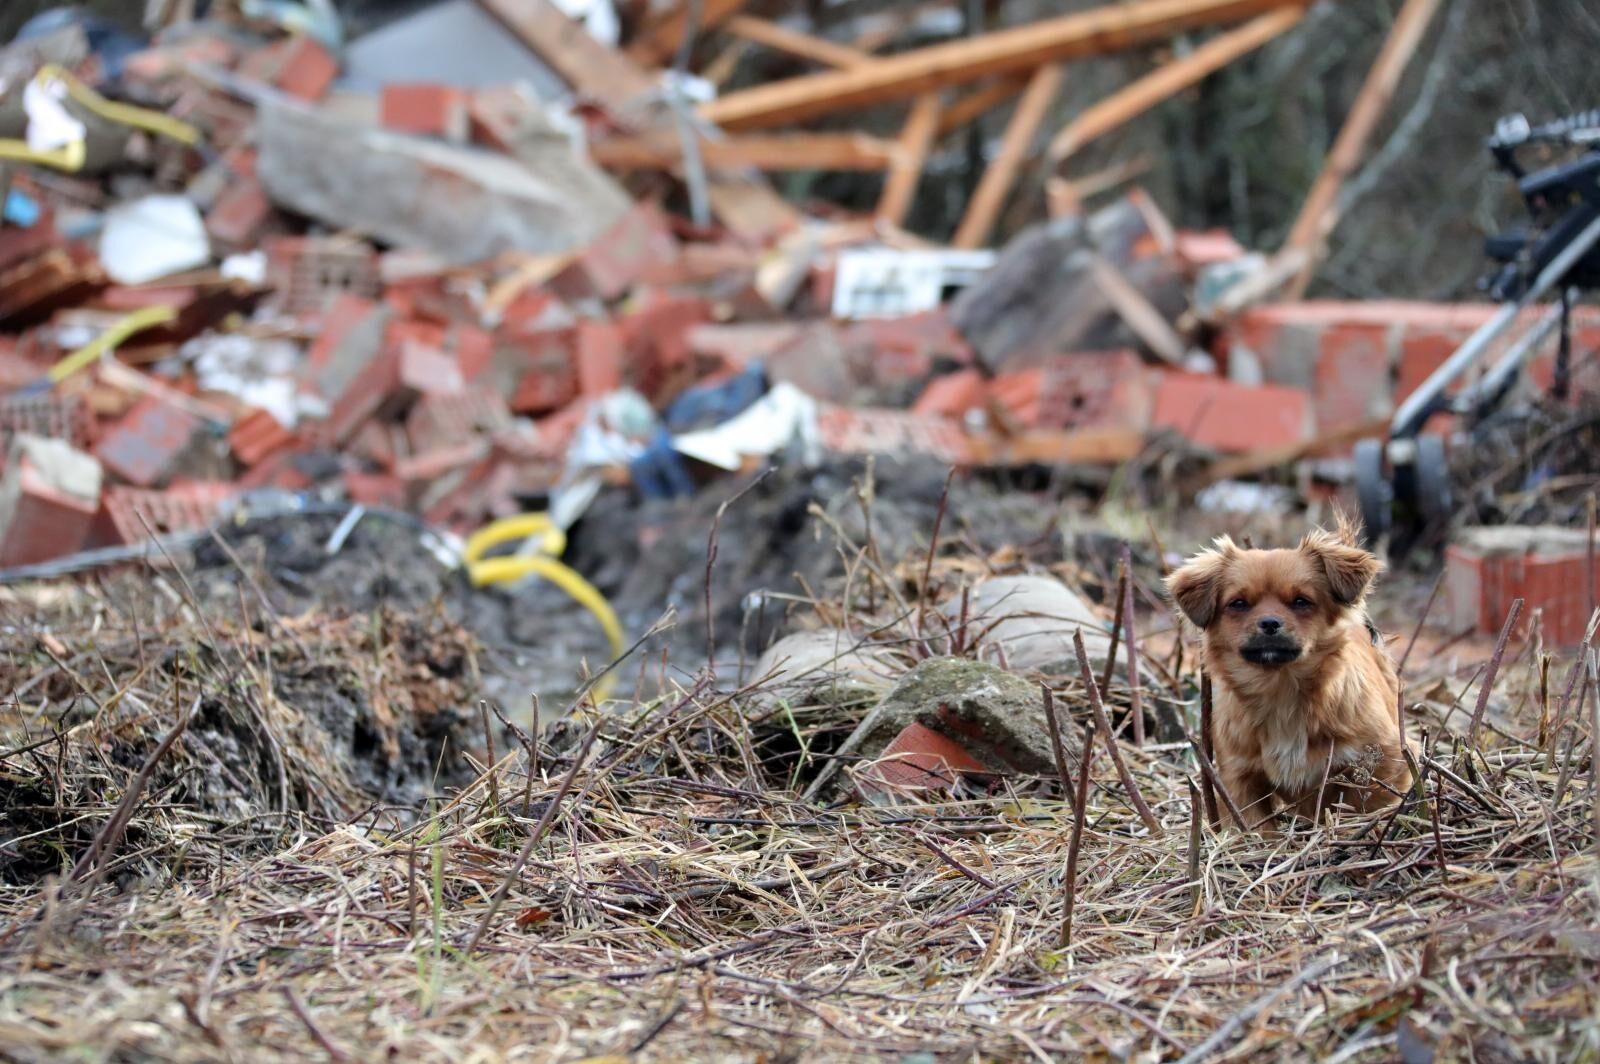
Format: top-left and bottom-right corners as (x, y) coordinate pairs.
(1240, 637), (1302, 667)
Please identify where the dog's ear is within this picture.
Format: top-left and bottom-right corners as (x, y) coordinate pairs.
(1300, 528), (1382, 605)
(1166, 538), (1235, 629)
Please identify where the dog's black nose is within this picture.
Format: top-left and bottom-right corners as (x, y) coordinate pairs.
(1257, 617), (1283, 634)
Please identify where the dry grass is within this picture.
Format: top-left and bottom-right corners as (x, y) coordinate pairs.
(1, 547), (1597, 1063)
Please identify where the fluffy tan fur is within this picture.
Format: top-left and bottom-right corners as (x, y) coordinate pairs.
(1166, 514), (1412, 831)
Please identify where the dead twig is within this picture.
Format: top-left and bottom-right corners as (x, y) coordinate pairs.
(1074, 628), (1161, 834)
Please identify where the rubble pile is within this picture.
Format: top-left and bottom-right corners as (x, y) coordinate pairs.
(0, 1), (1594, 660)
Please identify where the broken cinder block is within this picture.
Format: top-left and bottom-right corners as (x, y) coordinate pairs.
(0, 435), (102, 567)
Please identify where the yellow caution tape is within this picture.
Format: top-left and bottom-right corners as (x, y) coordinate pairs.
(462, 513), (625, 701)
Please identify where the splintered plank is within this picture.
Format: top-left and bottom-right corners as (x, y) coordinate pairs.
(724, 15), (874, 69)
(951, 64), (1063, 249)
(876, 93), (945, 226)
(1282, 0), (1443, 295)
(700, 0), (1296, 130)
(1047, 5), (1305, 163)
(591, 131), (897, 171)
(477, 0), (654, 107)
(937, 77), (1027, 137)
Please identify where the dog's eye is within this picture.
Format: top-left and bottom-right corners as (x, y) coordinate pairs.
(1292, 596), (1314, 610)
(1227, 598), (1249, 611)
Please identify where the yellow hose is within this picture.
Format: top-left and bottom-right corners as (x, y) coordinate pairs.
(0, 65), (202, 173)
(463, 513), (625, 701)
(39, 64), (202, 146)
(46, 306), (178, 385)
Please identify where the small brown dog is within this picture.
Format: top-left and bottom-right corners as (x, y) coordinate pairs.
(1166, 514), (1411, 831)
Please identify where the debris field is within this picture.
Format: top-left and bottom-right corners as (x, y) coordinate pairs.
(1, 1), (1598, 1061)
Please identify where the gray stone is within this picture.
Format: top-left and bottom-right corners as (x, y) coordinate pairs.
(257, 102), (629, 264)
(749, 630), (896, 712)
(834, 656), (1078, 778)
(948, 574), (1115, 675)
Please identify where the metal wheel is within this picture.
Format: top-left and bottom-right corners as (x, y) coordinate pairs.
(1413, 433), (1454, 527)
(1353, 438), (1392, 547)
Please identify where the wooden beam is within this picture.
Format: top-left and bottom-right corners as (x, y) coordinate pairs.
(1088, 254), (1186, 365)
(1282, 0), (1443, 296)
(1048, 5), (1305, 163)
(700, 0), (1294, 131)
(876, 93), (944, 226)
(936, 77), (1027, 136)
(591, 131), (897, 171)
(952, 64), (1063, 249)
(724, 15), (874, 69)
(627, 0), (749, 67)
(477, 0), (655, 108)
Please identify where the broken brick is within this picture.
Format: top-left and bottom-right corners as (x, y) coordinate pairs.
(101, 481), (236, 545)
(1151, 373), (1313, 454)
(0, 435), (102, 567)
(266, 236), (382, 321)
(240, 34), (339, 102)
(1445, 527), (1600, 647)
(307, 295), (396, 445)
(912, 368), (987, 419)
(381, 83), (470, 142)
(94, 396), (203, 488)
(574, 320), (626, 397)
(408, 387), (513, 455)
(228, 408), (298, 468)
(0, 392), (91, 451)
(549, 202), (681, 303)
(859, 721), (990, 797)
(817, 405), (973, 466)
(205, 177), (274, 249)
(990, 350), (1156, 432)
(397, 339), (466, 401)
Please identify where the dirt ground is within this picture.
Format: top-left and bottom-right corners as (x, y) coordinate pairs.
(2, 464), (1595, 1062)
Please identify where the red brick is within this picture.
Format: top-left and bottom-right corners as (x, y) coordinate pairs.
(550, 203), (681, 303)
(817, 405), (974, 466)
(859, 722), (990, 796)
(0, 392), (90, 450)
(263, 35), (338, 102)
(94, 396), (202, 488)
(913, 369), (987, 419)
(574, 320), (626, 397)
(991, 350), (1156, 432)
(510, 336), (580, 415)
(381, 83), (469, 141)
(205, 177), (273, 248)
(0, 435), (101, 567)
(307, 296), (396, 445)
(621, 291), (711, 373)
(408, 387), (513, 454)
(1312, 321), (1392, 433)
(101, 482), (235, 545)
(266, 237), (381, 321)
(844, 308), (973, 380)
(344, 471), (406, 509)
(398, 339), (466, 400)
(1445, 528), (1600, 647)
(451, 325), (495, 382)
(228, 408), (298, 467)
(1151, 373), (1313, 454)
(533, 400), (590, 457)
